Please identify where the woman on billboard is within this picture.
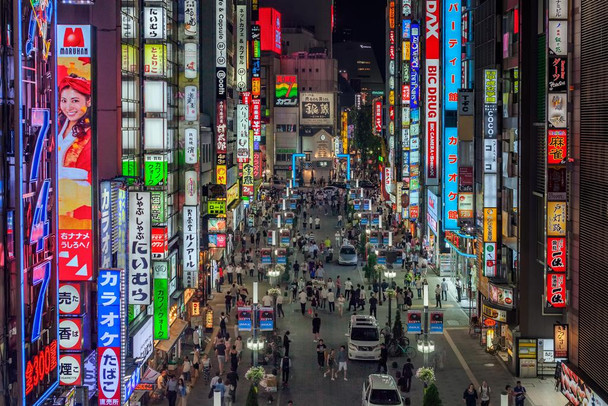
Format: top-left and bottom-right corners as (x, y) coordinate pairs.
(57, 73), (92, 229)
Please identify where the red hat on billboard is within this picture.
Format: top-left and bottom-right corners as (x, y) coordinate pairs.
(59, 75), (91, 97)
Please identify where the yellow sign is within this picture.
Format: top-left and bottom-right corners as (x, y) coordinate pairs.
(547, 201), (567, 236)
(169, 304), (178, 326)
(483, 208), (497, 242)
(227, 183), (240, 206)
(402, 41), (411, 61)
(389, 90), (395, 106)
(207, 200), (226, 216)
(192, 301), (200, 316)
(121, 44), (138, 73)
(144, 44), (167, 77)
(341, 111), (348, 154)
(216, 165), (227, 185)
(252, 77), (261, 97)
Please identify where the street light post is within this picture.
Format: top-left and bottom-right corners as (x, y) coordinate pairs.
(384, 268), (397, 326)
(417, 282), (435, 367)
(247, 282), (265, 366)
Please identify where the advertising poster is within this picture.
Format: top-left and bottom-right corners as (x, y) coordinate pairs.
(153, 262), (169, 339)
(430, 312), (444, 334)
(144, 154), (168, 186)
(57, 25), (94, 281)
(547, 273), (566, 308)
(300, 93), (334, 125)
(235, 4), (248, 91)
(547, 237), (567, 272)
(183, 206), (199, 272)
(547, 201), (567, 236)
(488, 283), (514, 309)
(483, 208), (498, 242)
(59, 354), (83, 386)
(208, 218), (227, 233)
(259, 307), (275, 331)
(261, 248), (272, 264)
(238, 307), (252, 331)
(407, 310), (422, 333)
(425, 1), (439, 183)
(236, 104), (249, 162)
(128, 192), (151, 304)
(276, 75), (298, 107)
(100, 181), (113, 268)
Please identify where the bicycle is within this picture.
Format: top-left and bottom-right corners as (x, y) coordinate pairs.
(387, 336), (417, 360)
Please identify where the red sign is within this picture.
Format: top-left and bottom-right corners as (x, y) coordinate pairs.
(547, 273), (566, 308)
(253, 152), (262, 178)
(389, 29), (395, 45)
(402, 84), (410, 103)
(59, 318), (84, 350)
(410, 205), (419, 219)
(216, 100), (227, 153)
(251, 99), (261, 139)
(547, 237), (566, 272)
(151, 227), (168, 258)
(259, 8), (281, 54)
(389, 106), (395, 121)
(242, 185), (254, 196)
(59, 353), (83, 386)
(374, 100), (383, 134)
(25, 340), (58, 395)
(240, 91), (251, 106)
(389, 44), (395, 60)
(547, 129), (567, 164)
(425, 0), (440, 181)
(59, 283), (83, 315)
(98, 347), (121, 405)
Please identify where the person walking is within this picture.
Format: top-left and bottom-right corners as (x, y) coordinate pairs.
(224, 292), (232, 314)
(402, 358), (414, 392)
(226, 368), (239, 403)
(236, 265), (243, 285)
(177, 378), (187, 406)
(369, 294), (378, 318)
(315, 216), (321, 230)
(479, 381), (491, 406)
(182, 356), (192, 382)
(280, 355), (292, 386)
(455, 277), (462, 302)
(166, 375), (178, 406)
(441, 278), (448, 301)
(283, 331), (291, 357)
(312, 313), (321, 341)
(214, 339), (227, 375)
(293, 260), (300, 279)
(513, 381), (527, 406)
(337, 294), (345, 317)
(376, 343), (388, 373)
(201, 353), (211, 383)
(308, 216), (313, 230)
(337, 345), (348, 380)
(463, 383), (478, 406)
(219, 312), (229, 337)
(276, 293), (285, 317)
(213, 378), (226, 404)
(327, 289), (335, 313)
(344, 278), (353, 300)
(415, 278), (423, 299)
(229, 345), (239, 372)
(324, 349), (337, 380)
(435, 284), (442, 308)
(316, 339), (327, 369)
(299, 290), (307, 316)
(358, 285), (366, 311)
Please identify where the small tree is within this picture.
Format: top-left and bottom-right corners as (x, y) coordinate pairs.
(246, 383), (259, 406)
(363, 253), (378, 280)
(422, 383), (442, 406)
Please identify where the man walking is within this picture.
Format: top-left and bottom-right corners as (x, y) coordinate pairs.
(455, 277), (462, 302)
(280, 355), (292, 386)
(344, 278), (353, 300)
(276, 293), (285, 317)
(312, 313), (321, 341)
(369, 294), (378, 318)
(402, 358), (414, 392)
(376, 343), (388, 373)
(435, 284), (442, 308)
(327, 289), (335, 313)
(299, 290), (307, 315)
(316, 339), (327, 369)
(293, 260), (300, 279)
(441, 278), (448, 301)
(337, 345), (348, 380)
(513, 381), (527, 406)
(283, 331), (291, 357)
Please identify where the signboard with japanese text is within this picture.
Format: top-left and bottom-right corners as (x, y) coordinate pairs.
(548, 20), (567, 56)
(128, 192), (151, 305)
(59, 318), (84, 351)
(216, 100), (227, 154)
(547, 202), (567, 236)
(374, 99), (383, 135)
(151, 227), (168, 259)
(300, 93), (334, 125)
(484, 242), (497, 277)
(275, 75), (298, 106)
(547, 273), (566, 308)
(235, 5), (248, 91)
(547, 130), (567, 164)
(144, 7), (166, 39)
(184, 0), (198, 36)
(57, 25), (94, 281)
(554, 324), (568, 358)
(547, 237), (566, 272)
(259, 8), (282, 54)
(153, 262), (169, 339)
(208, 200), (226, 217)
(144, 154), (168, 186)
(184, 129), (198, 164)
(183, 206), (199, 272)
(100, 181), (113, 268)
(150, 191), (167, 224)
(548, 93), (567, 128)
(236, 104), (250, 162)
(144, 44), (167, 77)
(548, 57), (567, 92)
(216, 0), (227, 68)
(98, 347), (120, 405)
(442, 127), (458, 229)
(242, 131), (255, 196)
(60, 354), (83, 386)
(483, 208), (498, 242)
(59, 283), (83, 315)
(443, 0), (461, 111)
(425, 0), (440, 183)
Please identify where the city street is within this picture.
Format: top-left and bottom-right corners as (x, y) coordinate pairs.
(185, 191), (563, 406)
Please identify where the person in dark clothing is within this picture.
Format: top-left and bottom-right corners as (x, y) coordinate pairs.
(463, 383), (479, 406)
(312, 313), (321, 341)
(226, 368), (239, 402)
(376, 343), (388, 373)
(402, 358), (414, 392)
(293, 261), (300, 279)
(283, 331), (291, 357)
(348, 293), (358, 311)
(281, 355), (292, 385)
(369, 294), (378, 318)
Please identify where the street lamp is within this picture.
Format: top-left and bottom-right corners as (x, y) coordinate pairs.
(417, 282), (435, 366)
(383, 268), (396, 326)
(248, 282), (265, 366)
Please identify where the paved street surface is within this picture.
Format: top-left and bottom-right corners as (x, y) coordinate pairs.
(179, 191), (566, 406)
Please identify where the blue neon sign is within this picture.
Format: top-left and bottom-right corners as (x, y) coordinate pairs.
(97, 269), (122, 348)
(410, 23), (420, 109)
(442, 127), (459, 230)
(442, 2), (462, 111)
(402, 19), (411, 39)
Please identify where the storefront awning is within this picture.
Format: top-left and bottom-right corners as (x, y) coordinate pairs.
(155, 319), (188, 353)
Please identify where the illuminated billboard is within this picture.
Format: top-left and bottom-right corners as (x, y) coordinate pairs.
(259, 8), (281, 54)
(425, 1), (440, 184)
(300, 93), (334, 125)
(57, 25), (94, 281)
(275, 75), (298, 107)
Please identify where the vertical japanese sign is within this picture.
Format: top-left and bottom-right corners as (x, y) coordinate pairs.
(483, 69), (499, 277)
(100, 181), (113, 268)
(441, 0), (461, 230)
(97, 269), (125, 405)
(216, 99), (227, 185)
(243, 130), (255, 196)
(236, 4), (247, 91)
(546, 0), (569, 309)
(183, 206), (199, 286)
(374, 99), (383, 135)
(128, 192), (151, 305)
(425, 0), (440, 183)
(236, 104), (250, 163)
(153, 262), (169, 339)
(57, 25), (94, 281)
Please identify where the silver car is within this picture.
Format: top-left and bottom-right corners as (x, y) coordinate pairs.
(338, 244), (358, 265)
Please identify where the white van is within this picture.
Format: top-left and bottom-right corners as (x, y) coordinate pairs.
(347, 315), (381, 360)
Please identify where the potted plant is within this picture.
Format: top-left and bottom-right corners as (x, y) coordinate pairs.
(422, 383), (442, 406)
(415, 366), (436, 388)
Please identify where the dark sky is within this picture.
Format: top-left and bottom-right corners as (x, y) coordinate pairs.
(334, 0), (386, 73)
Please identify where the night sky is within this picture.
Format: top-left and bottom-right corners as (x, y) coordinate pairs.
(334, 0), (387, 73)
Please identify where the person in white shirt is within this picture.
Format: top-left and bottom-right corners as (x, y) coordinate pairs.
(314, 216), (321, 229)
(327, 289), (336, 312)
(337, 214), (343, 227)
(262, 292), (273, 307)
(326, 278), (335, 292)
(441, 278), (449, 301)
(298, 290), (308, 315)
(344, 278), (353, 300)
(276, 294), (285, 317)
(235, 265), (243, 285)
(358, 287), (367, 311)
(226, 264), (234, 284)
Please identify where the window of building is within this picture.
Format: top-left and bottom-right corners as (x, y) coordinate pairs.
(276, 153), (292, 162)
(276, 124), (296, 132)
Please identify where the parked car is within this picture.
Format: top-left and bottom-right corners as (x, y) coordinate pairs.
(338, 244), (358, 265)
(347, 315), (381, 361)
(362, 374), (403, 406)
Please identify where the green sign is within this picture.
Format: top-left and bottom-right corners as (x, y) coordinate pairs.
(145, 154), (168, 186)
(153, 261), (169, 340)
(151, 191), (167, 223)
(122, 157), (138, 185)
(208, 200), (226, 216)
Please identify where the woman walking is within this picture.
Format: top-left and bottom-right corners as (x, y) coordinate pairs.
(324, 349), (337, 380)
(201, 353), (212, 383)
(337, 294), (345, 317)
